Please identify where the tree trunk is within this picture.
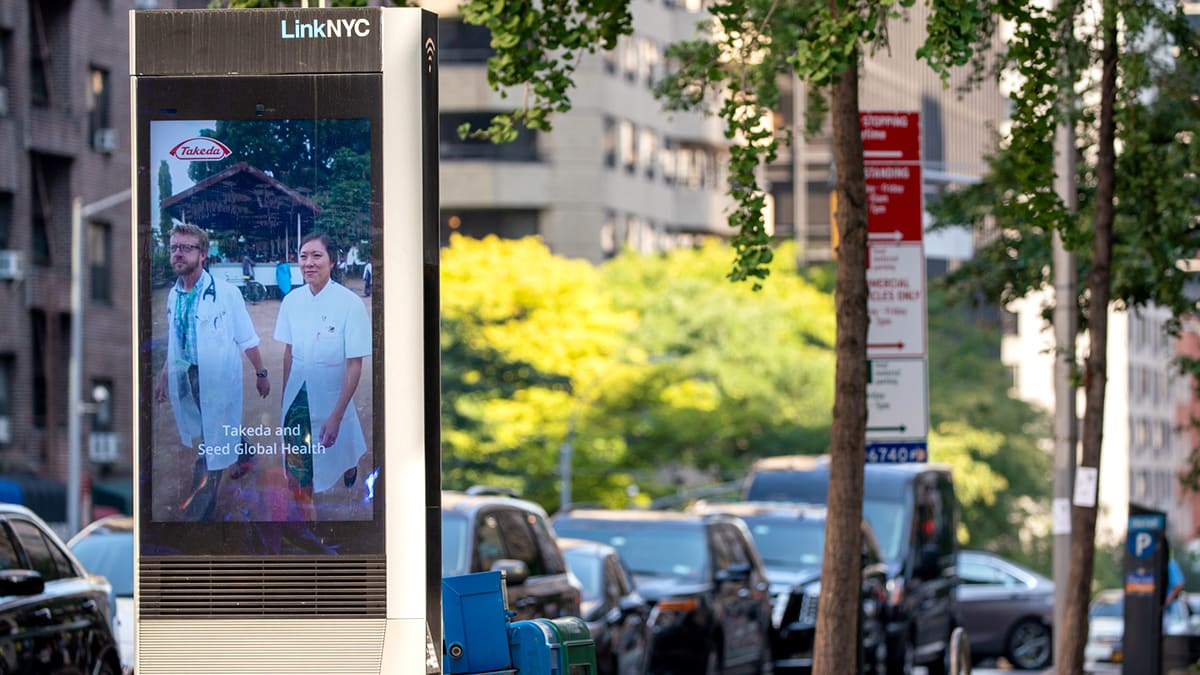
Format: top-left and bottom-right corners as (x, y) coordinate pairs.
(1056, 5), (1116, 674)
(812, 54), (868, 675)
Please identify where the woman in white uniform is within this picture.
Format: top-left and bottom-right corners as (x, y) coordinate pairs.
(274, 232), (371, 520)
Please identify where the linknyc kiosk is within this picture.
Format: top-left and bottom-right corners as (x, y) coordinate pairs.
(131, 8), (440, 674)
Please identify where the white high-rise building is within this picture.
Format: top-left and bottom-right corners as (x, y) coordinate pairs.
(426, 0), (736, 262)
(1003, 296), (1196, 544)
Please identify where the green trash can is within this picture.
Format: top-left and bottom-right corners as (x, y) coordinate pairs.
(535, 616), (597, 675)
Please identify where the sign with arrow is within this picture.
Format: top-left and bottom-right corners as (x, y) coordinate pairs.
(867, 243), (926, 358)
(866, 358), (928, 442)
(865, 164), (922, 243)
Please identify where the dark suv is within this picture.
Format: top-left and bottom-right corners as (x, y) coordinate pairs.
(743, 456), (960, 675)
(0, 503), (123, 675)
(441, 488), (583, 621)
(552, 508), (773, 675)
(690, 501), (889, 674)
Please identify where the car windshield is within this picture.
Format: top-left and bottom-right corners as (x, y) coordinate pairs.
(555, 522), (707, 582)
(441, 513), (469, 576)
(862, 500), (906, 562)
(1091, 596), (1123, 618)
(744, 518), (824, 568)
(563, 549), (603, 604)
(70, 533), (134, 597)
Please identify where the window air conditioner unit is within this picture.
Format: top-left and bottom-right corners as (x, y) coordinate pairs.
(0, 416), (9, 444)
(0, 251), (23, 281)
(93, 128), (118, 154)
(89, 431), (120, 464)
(0, 87), (8, 117)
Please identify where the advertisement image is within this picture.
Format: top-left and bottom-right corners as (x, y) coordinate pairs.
(146, 117), (376, 537)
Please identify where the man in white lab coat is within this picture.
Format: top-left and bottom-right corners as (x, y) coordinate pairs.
(154, 224), (271, 521)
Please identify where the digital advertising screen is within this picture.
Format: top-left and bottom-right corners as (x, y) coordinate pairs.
(135, 75), (385, 556)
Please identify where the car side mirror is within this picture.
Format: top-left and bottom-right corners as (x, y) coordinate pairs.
(618, 593), (648, 616)
(715, 562), (753, 583)
(491, 559), (530, 586)
(0, 569), (45, 597)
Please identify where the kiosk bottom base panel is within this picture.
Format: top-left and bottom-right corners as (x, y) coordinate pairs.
(139, 618), (426, 674)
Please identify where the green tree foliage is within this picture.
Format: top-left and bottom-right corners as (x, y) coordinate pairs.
(187, 118), (373, 252)
(441, 236), (1053, 567)
(925, 286), (1051, 567)
(157, 160), (173, 246)
(924, 1), (1200, 668)
(440, 235), (636, 506)
(597, 241), (838, 478)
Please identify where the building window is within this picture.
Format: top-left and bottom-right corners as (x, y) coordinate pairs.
(90, 379), (113, 433)
(620, 36), (638, 83)
(660, 139), (677, 185)
(30, 311), (70, 430)
(0, 192), (11, 249)
(0, 355), (12, 445)
(639, 39), (661, 86)
(438, 19), (494, 63)
(639, 128), (657, 179)
(31, 157), (51, 266)
(88, 221), (111, 303)
(603, 117), (617, 168)
(603, 49), (616, 75)
(0, 31), (10, 117)
(88, 67), (112, 152)
(440, 112), (539, 161)
(29, 1), (52, 106)
(439, 209), (539, 246)
(29, 154), (70, 268)
(619, 121), (636, 173)
(601, 210), (619, 258)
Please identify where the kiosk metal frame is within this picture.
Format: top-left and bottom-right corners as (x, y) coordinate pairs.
(131, 9), (439, 674)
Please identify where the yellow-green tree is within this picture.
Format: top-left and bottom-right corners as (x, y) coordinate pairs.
(440, 234), (635, 506)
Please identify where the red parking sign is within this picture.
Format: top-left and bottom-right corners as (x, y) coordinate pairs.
(865, 164), (922, 242)
(860, 111), (920, 164)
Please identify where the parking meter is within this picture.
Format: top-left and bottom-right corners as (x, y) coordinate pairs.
(1123, 504), (1168, 675)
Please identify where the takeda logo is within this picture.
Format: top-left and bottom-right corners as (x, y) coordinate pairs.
(168, 137), (232, 161)
(281, 18), (371, 40)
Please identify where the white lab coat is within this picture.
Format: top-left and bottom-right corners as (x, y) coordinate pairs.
(165, 269), (260, 471)
(274, 280), (371, 493)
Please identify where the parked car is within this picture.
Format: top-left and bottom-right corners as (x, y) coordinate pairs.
(1084, 589), (1124, 671)
(956, 550), (1053, 670)
(560, 537), (653, 675)
(553, 508), (773, 675)
(0, 502), (123, 675)
(743, 455), (960, 675)
(441, 487), (582, 621)
(690, 500), (889, 674)
(68, 515), (135, 674)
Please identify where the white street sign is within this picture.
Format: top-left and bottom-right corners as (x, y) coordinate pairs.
(866, 358), (929, 442)
(867, 243), (927, 358)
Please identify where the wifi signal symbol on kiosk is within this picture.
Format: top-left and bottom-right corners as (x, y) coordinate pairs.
(424, 38), (436, 73)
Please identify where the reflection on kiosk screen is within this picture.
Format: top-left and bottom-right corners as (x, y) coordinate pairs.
(148, 117), (375, 525)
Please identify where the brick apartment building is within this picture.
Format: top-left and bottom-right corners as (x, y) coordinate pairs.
(0, 0), (143, 529)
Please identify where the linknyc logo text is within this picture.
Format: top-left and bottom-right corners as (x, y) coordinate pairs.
(281, 18), (371, 40)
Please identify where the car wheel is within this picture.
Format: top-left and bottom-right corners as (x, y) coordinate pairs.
(1006, 619), (1052, 670)
(885, 636), (914, 675)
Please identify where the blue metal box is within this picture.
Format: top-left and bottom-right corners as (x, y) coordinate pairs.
(509, 619), (563, 675)
(442, 571), (514, 674)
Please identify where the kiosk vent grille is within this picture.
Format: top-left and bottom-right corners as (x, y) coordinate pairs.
(139, 556), (387, 617)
